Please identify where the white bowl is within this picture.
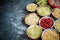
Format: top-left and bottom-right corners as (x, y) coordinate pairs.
(39, 16), (54, 29)
(54, 19), (60, 32)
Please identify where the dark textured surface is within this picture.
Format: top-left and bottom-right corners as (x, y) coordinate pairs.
(0, 0), (35, 40)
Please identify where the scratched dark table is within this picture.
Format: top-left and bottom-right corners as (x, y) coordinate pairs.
(0, 0), (34, 40)
(0, 0), (57, 40)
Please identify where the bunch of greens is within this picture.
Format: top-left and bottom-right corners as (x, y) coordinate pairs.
(36, 0), (48, 6)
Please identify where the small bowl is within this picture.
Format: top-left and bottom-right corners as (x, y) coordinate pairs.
(37, 6), (52, 16)
(41, 28), (59, 40)
(48, 0), (60, 8)
(39, 16), (54, 29)
(54, 19), (60, 32)
(51, 8), (60, 19)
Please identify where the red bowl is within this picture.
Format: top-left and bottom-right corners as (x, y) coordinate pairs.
(48, 0), (60, 8)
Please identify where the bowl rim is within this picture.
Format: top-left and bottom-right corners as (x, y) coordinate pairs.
(54, 19), (60, 32)
(37, 6), (52, 16)
(48, 0), (60, 8)
(26, 25), (42, 39)
(51, 8), (60, 18)
(41, 28), (59, 39)
(26, 3), (38, 12)
(39, 16), (54, 29)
